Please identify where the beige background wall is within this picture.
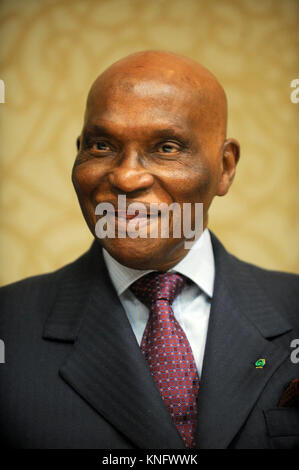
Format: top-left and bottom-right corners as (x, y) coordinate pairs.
(0, 0), (298, 286)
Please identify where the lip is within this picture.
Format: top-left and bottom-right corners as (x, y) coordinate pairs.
(117, 210), (161, 219)
(99, 205), (161, 231)
(104, 211), (159, 233)
(96, 200), (162, 220)
(114, 210), (148, 219)
(106, 212), (160, 226)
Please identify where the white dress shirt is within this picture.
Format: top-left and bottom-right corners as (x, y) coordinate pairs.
(102, 229), (215, 377)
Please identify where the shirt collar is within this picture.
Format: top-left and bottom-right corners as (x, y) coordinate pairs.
(102, 228), (215, 298)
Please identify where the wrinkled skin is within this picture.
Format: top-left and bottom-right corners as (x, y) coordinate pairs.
(72, 51), (240, 270)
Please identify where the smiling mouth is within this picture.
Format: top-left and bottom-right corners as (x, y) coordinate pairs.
(104, 210), (160, 220)
(101, 210), (162, 235)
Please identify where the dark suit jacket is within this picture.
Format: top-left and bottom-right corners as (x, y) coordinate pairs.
(0, 233), (299, 449)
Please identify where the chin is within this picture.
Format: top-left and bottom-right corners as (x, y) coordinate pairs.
(99, 237), (183, 270)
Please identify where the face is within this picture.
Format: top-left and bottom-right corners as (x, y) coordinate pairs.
(72, 77), (235, 270)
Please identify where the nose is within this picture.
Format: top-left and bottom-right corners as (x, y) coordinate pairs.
(108, 151), (154, 194)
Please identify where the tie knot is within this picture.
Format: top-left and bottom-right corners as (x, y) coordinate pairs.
(131, 272), (185, 308)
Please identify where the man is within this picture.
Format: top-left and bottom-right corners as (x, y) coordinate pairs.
(0, 51), (298, 449)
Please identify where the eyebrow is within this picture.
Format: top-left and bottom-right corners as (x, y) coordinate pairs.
(83, 124), (190, 142)
(83, 125), (115, 139)
(150, 128), (189, 141)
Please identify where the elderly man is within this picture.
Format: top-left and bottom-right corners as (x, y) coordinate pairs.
(0, 51), (298, 450)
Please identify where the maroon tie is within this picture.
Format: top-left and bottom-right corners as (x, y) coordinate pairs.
(131, 272), (200, 448)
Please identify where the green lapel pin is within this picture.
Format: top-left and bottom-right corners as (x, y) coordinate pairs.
(255, 358), (266, 369)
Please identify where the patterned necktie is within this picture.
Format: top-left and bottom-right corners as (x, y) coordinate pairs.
(131, 272), (200, 448)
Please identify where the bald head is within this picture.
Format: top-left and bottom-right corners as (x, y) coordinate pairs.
(85, 50), (228, 142)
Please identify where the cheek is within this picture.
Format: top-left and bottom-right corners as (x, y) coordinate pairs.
(72, 162), (101, 197)
(169, 164), (216, 204)
(72, 165), (100, 233)
(72, 164), (101, 222)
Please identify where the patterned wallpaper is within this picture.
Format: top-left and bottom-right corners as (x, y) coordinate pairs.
(0, 0), (298, 285)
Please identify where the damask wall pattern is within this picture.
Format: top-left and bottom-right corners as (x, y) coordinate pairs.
(0, 0), (298, 285)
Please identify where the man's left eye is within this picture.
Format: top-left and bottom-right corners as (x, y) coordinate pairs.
(158, 143), (179, 154)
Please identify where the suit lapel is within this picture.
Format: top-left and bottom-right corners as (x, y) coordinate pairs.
(43, 241), (185, 449)
(195, 234), (292, 449)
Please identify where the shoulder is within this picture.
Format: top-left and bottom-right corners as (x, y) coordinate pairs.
(0, 248), (92, 319)
(227, 251), (299, 324)
(232, 254), (298, 295)
(1, 261), (68, 303)
(210, 231), (299, 322)
(211, 230), (298, 291)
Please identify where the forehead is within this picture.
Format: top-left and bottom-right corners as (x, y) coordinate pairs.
(84, 78), (201, 133)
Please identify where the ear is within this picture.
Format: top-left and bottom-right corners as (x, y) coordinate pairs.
(76, 136), (81, 151)
(216, 138), (240, 196)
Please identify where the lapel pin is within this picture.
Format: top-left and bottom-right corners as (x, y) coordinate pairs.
(255, 358), (266, 369)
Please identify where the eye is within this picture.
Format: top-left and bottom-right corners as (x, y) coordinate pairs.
(157, 142), (180, 154)
(93, 141), (111, 152)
